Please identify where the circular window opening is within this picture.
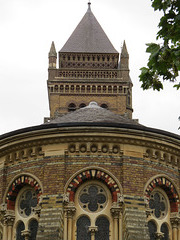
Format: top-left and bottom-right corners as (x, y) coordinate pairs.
(149, 191), (167, 219)
(18, 189), (38, 217)
(79, 184), (107, 213)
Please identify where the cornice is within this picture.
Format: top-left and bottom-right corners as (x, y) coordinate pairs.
(0, 125), (180, 159)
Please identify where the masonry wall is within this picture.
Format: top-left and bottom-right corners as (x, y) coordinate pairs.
(0, 128), (179, 239)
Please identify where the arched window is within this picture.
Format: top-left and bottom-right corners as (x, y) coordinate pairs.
(97, 86), (101, 93)
(79, 103), (86, 109)
(74, 181), (112, 240)
(81, 85), (85, 92)
(60, 85), (64, 92)
(68, 103), (76, 112)
(16, 221), (25, 240)
(29, 219), (39, 240)
(101, 104), (108, 109)
(87, 85), (90, 93)
(147, 188), (171, 240)
(95, 216), (109, 240)
(113, 86), (117, 93)
(15, 187), (39, 240)
(148, 220), (157, 240)
(103, 86), (106, 92)
(77, 216), (91, 240)
(92, 85), (96, 93)
(108, 86), (112, 93)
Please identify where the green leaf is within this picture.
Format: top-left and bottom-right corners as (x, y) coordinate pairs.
(146, 43), (160, 53)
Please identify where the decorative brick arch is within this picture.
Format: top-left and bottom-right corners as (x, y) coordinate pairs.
(145, 176), (179, 213)
(5, 174), (42, 210)
(65, 168), (122, 202)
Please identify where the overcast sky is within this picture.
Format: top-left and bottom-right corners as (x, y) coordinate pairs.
(0, 0), (179, 135)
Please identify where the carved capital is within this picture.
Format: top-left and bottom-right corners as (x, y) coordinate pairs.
(89, 226), (98, 234)
(21, 230), (31, 240)
(0, 203), (7, 223)
(170, 213), (180, 228)
(4, 210), (15, 226)
(155, 232), (164, 240)
(111, 206), (122, 218)
(64, 203), (76, 218)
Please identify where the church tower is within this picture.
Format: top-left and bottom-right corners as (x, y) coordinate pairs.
(47, 3), (133, 119)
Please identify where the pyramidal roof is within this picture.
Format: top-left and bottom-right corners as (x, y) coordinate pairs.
(60, 3), (118, 53)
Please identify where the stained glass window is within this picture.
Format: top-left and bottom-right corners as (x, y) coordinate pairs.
(95, 216), (109, 240)
(148, 221), (157, 240)
(77, 216), (91, 240)
(16, 221), (25, 240)
(29, 219), (39, 240)
(149, 192), (167, 218)
(19, 189), (38, 217)
(161, 223), (169, 240)
(79, 185), (107, 212)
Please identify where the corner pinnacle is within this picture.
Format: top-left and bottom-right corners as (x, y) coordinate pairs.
(49, 41), (57, 58)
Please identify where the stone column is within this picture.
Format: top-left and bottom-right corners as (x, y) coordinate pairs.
(63, 210), (68, 240)
(119, 207), (123, 240)
(2, 219), (8, 240)
(111, 205), (121, 240)
(89, 226), (98, 240)
(0, 204), (7, 240)
(178, 219), (180, 240)
(170, 215), (180, 240)
(5, 211), (15, 240)
(64, 203), (76, 240)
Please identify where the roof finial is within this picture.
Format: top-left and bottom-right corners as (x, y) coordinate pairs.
(88, 1), (91, 11)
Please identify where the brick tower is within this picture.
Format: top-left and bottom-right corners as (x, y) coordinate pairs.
(47, 3), (133, 119)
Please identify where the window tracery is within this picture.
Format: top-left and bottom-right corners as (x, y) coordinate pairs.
(14, 187), (39, 240)
(74, 181), (112, 240)
(147, 189), (171, 240)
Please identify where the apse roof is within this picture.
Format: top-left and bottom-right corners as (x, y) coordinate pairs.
(48, 102), (140, 125)
(60, 3), (118, 54)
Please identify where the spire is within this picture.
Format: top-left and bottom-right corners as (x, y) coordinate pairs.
(60, 5), (118, 53)
(121, 41), (129, 58)
(48, 41), (57, 68)
(88, 1), (91, 12)
(119, 40), (129, 70)
(49, 41), (57, 57)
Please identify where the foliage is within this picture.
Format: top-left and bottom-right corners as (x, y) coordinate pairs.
(139, 0), (180, 91)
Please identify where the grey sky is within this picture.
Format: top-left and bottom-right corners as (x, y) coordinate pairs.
(0, 0), (179, 135)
